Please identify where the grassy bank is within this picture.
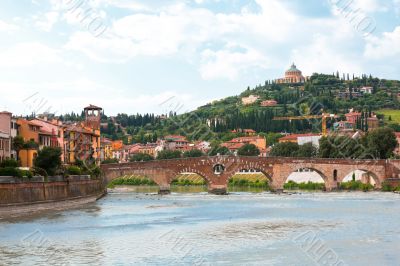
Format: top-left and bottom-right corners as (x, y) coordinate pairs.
(339, 181), (374, 191)
(284, 181), (325, 190)
(107, 175), (156, 188)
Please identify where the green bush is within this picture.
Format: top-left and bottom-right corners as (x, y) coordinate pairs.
(229, 177), (269, 188)
(31, 166), (48, 178)
(67, 166), (82, 175)
(0, 158), (18, 168)
(0, 167), (22, 177)
(107, 176), (157, 188)
(101, 158), (119, 164)
(284, 181), (325, 190)
(381, 182), (393, 192)
(340, 181), (374, 191)
(20, 170), (33, 179)
(89, 166), (101, 179)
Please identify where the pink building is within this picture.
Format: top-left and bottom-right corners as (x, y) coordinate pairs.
(31, 118), (65, 162)
(345, 112), (362, 124)
(0, 111), (12, 162)
(261, 100), (278, 107)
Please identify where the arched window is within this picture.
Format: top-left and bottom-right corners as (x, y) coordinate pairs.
(333, 170), (338, 181)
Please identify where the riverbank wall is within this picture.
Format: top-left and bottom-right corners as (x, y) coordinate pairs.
(0, 179), (106, 216)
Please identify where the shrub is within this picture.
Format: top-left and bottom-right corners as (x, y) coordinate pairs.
(89, 166), (101, 179)
(183, 149), (204, 158)
(0, 167), (22, 177)
(0, 158), (18, 168)
(101, 158), (119, 164)
(157, 150), (182, 160)
(20, 170), (33, 179)
(284, 181), (325, 190)
(67, 166), (82, 175)
(31, 166), (48, 178)
(340, 181), (374, 191)
(381, 182), (393, 192)
(107, 176), (156, 188)
(130, 153), (154, 162)
(34, 147), (62, 176)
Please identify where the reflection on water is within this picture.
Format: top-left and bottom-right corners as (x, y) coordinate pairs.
(0, 192), (400, 265)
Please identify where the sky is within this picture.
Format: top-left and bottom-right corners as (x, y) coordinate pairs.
(0, 0), (400, 116)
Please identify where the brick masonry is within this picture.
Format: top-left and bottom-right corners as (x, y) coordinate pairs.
(101, 156), (400, 194)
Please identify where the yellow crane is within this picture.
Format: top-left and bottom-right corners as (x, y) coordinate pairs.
(273, 114), (337, 136)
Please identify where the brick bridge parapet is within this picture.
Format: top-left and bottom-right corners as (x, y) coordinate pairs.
(101, 156), (400, 194)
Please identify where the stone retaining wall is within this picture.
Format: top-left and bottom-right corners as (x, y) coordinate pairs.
(0, 179), (105, 206)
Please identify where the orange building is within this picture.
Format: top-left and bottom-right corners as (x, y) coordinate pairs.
(64, 105), (102, 165)
(112, 140), (124, 151)
(221, 136), (267, 155)
(276, 63), (305, 84)
(17, 119), (41, 143)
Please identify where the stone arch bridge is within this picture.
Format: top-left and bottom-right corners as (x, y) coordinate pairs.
(100, 156), (400, 194)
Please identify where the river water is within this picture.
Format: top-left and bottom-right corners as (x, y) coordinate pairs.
(0, 188), (399, 265)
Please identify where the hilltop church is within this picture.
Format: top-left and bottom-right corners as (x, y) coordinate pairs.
(276, 63), (306, 84)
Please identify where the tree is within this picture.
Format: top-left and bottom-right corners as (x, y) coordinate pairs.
(183, 149), (204, 158)
(270, 142), (299, 157)
(365, 127), (397, 159)
(157, 150), (182, 160)
(296, 143), (318, 158)
(34, 147), (62, 176)
(130, 153), (154, 162)
(264, 133), (283, 146)
(209, 146), (231, 156)
(12, 136), (25, 160)
(237, 144), (260, 156)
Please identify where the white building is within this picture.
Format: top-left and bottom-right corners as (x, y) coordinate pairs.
(297, 135), (322, 147)
(360, 86), (373, 94)
(242, 95), (260, 105)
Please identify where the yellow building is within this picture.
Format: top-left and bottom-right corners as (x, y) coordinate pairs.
(19, 149), (38, 168)
(64, 105), (102, 165)
(101, 137), (113, 161)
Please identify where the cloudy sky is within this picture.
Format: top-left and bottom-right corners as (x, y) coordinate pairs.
(0, 0), (399, 116)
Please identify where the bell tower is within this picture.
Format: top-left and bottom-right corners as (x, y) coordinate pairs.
(84, 104), (102, 130)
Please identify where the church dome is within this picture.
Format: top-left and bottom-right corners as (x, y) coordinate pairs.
(286, 63), (301, 73)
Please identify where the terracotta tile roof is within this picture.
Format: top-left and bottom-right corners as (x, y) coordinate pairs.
(84, 104), (102, 110)
(27, 120), (43, 127)
(345, 112), (362, 117)
(65, 124), (94, 135)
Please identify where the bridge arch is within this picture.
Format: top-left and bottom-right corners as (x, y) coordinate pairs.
(170, 167), (212, 185)
(229, 166), (273, 183)
(340, 169), (380, 188)
(283, 166), (329, 190)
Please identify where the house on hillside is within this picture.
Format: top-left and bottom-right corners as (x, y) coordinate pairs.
(241, 95), (260, 105)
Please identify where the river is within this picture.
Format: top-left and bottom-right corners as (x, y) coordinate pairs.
(0, 189), (399, 265)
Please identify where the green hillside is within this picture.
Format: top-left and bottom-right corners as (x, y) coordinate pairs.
(90, 73), (400, 143)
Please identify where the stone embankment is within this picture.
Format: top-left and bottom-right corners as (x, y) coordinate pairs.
(0, 176), (106, 218)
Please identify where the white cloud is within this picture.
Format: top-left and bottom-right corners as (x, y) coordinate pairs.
(0, 20), (19, 32)
(35, 11), (59, 31)
(364, 26), (400, 58)
(200, 44), (268, 80)
(0, 42), (61, 67)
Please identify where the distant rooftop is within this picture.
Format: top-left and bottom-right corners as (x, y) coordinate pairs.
(84, 104), (102, 110)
